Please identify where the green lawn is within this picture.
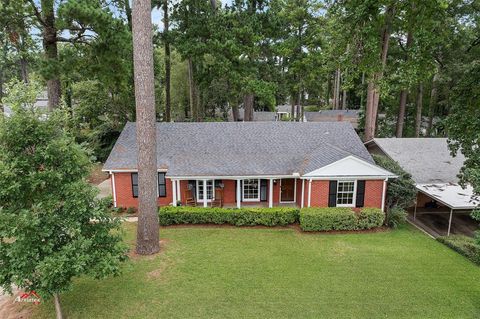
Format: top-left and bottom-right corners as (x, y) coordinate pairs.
(32, 224), (480, 319)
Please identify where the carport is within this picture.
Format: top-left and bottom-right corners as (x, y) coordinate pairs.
(413, 183), (479, 236)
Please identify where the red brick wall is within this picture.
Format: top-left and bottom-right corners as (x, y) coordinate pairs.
(113, 174), (385, 210)
(364, 180), (384, 209)
(113, 172), (173, 209)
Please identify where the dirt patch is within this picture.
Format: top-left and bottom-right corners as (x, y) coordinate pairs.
(0, 288), (34, 319)
(88, 163), (109, 185)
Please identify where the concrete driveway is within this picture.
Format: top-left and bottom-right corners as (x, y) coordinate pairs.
(409, 211), (478, 238)
(96, 178), (112, 199)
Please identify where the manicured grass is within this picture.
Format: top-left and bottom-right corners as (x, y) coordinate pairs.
(32, 224), (480, 319)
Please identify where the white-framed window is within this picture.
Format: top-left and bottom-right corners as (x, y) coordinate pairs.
(242, 179), (260, 201)
(197, 180), (214, 202)
(336, 181), (356, 207)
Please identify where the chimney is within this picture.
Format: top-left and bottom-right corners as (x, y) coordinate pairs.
(337, 114), (344, 122)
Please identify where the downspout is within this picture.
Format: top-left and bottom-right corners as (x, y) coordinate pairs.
(381, 178), (387, 212)
(111, 172), (117, 208)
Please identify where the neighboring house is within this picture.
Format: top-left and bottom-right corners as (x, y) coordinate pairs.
(303, 110), (360, 129)
(3, 91), (48, 117)
(365, 138), (479, 236)
(227, 109), (277, 122)
(104, 122), (395, 210)
(275, 104), (299, 120)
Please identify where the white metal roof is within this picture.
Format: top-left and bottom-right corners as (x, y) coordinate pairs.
(416, 183), (479, 210)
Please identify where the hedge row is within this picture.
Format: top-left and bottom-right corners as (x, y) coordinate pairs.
(437, 235), (480, 265)
(159, 206), (385, 231)
(158, 206), (299, 226)
(299, 207), (384, 231)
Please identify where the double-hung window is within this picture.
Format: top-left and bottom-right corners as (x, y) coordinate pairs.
(197, 180), (214, 202)
(158, 172), (167, 197)
(242, 179), (260, 201)
(336, 181), (356, 207)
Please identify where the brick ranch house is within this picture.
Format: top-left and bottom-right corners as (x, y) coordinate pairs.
(103, 122), (396, 210)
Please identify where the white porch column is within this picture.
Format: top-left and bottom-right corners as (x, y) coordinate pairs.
(111, 172), (117, 208)
(203, 179), (208, 208)
(301, 179), (305, 208)
(236, 179), (241, 209)
(176, 180), (181, 203)
(269, 179), (273, 208)
(381, 178), (387, 212)
(307, 179), (312, 207)
(447, 208), (453, 236)
(172, 179), (177, 206)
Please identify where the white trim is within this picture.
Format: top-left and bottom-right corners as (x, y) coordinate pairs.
(236, 179), (241, 208)
(242, 179), (261, 202)
(111, 172), (117, 208)
(335, 180), (357, 208)
(279, 178), (297, 203)
(172, 179), (177, 206)
(103, 169), (168, 173)
(269, 179), (273, 208)
(303, 155), (397, 178)
(301, 179), (305, 208)
(170, 174), (297, 180)
(176, 180), (181, 203)
(381, 178), (387, 212)
(308, 179), (312, 207)
(302, 175), (395, 180)
(203, 180), (208, 208)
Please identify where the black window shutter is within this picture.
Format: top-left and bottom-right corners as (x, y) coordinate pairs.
(328, 181), (337, 207)
(356, 180), (366, 207)
(214, 180), (222, 188)
(131, 173), (138, 198)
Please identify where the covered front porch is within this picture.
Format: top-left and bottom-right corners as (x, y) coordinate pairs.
(169, 177), (304, 208)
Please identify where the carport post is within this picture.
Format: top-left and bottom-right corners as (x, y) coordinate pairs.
(413, 200), (417, 221)
(172, 179), (177, 207)
(447, 208), (453, 236)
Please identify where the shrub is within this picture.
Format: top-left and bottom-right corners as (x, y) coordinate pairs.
(300, 208), (357, 231)
(357, 208), (385, 229)
(385, 207), (408, 228)
(300, 207), (385, 231)
(437, 235), (480, 265)
(158, 206), (299, 227)
(126, 207), (136, 215)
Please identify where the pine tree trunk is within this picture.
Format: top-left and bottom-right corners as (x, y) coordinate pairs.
(395, 31), (413, 138)
(244, 94), (254, 121)
(231, 104), (240, 121)
(124, 0), (133, 31)
(427, 67), (439, 136)
(163, 0), (171, 122)
(187, 58), (197, 121)
(333, 68), (341, 110)
(364, 5), (395, 141)
(132, 0), (160, 255)
(19, 57), (28, 83)
(395, 90), (408, 137)
(53, 293), (63, 319)
(415, 83), (423, 137)
(41, 0), (61, 110)
(290, 94), (295, 121)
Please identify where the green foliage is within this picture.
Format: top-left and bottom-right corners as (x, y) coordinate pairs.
(437, 235), (480, 265)
(357, 208), (385, 229)
(300, 207), (385, 231)
(159, 206), (299, 226)
(385, 207), (408, 229)
(0, 108), (127, 298)
(299, 207), (357, 231)
(373, 154), (417, 210)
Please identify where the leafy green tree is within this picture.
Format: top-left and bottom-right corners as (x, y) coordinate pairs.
(0, 81), (127, 319)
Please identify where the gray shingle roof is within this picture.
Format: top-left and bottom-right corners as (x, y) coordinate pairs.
(104, 122), (374, 176)
(371, 138), (465, 184)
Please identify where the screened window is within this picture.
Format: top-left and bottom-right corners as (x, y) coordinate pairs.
(158, 173), (167, 197)
(131, 173), (138, 198)
(197, 180), (214, 202)
(243, 179), (260, 201)
(336, 181), (355, 206)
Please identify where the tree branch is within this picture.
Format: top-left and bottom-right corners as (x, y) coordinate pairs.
(26, 0), (47, 27)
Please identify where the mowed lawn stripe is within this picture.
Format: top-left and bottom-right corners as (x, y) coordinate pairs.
(32, 223), (480, 319)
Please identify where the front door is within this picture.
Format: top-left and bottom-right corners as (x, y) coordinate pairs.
(280, 179), (295, 202)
